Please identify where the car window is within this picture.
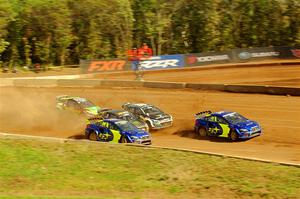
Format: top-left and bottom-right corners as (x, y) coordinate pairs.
(102, 112), (109, 118)
(134, 108), (143, 115)
(111, 113), (119, 119)
(96, 121), (109, 128)
(127, 107), (134, 113)
(67, 100), (79, 108)
(217, 116), (227, 124)
(108, 123), (119, 131)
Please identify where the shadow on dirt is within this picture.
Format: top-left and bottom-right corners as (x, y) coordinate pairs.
(68, 134), (86, 140)
(173, 129), (246, 143)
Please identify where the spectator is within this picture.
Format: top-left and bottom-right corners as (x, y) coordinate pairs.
(138, 43), (152, 59)
(127, 48), (139, 61)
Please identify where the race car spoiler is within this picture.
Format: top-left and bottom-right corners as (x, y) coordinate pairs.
(87, 116), (103, 122)
(195, 110), (212, 118)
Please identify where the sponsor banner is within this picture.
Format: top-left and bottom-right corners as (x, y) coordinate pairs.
(185, 52), (233, 67)
(80, 59), (131, 73)
(232, 47), (281, 62)
(273, 46), (300, 59)
(131, 54), (184, 70)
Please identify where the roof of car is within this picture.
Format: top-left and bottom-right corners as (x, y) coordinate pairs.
(58, 95), (88, 102)
(127, 103), (147, 107)
(71, 97), (89, 102)
(105, 109), (128, 114)
(103, 118), (125, 123)
(212, 111), (235, 117)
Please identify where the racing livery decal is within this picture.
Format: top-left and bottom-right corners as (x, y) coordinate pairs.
(194, 110), (262, 141)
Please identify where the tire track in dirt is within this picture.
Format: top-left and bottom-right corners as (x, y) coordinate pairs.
(0, 87), (299, 164)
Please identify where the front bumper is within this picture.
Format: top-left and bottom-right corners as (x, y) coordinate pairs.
(239, 131), (262, 139)
(131, 135), (152, 145)
(151, 120), (173, 129)
(134, 139), (152, 145)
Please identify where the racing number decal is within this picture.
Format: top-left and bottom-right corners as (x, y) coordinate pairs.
(208, 126), (221, 135)
(96, 121), (114, 142)
(98, 131), (113, 142)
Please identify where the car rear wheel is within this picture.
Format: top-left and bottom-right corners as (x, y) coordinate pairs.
(229, 131), (238, 141)
(198, 127), (207, 137)
(89, 131), (98, 141)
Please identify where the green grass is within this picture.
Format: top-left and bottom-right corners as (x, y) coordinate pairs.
(0, 138), (299, 199)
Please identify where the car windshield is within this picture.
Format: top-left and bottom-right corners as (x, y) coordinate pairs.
(142, 105), (162, 115)
(115, 120), (138, 133)
(223, 112), (248, 124)
(117, 112), (137, 121)
(77, 99), (95, 108)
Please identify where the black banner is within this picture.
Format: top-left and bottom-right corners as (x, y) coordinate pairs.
(184, 51), (233, 67)
(231, 47), (281, 62)
(274, 46), (300, 59)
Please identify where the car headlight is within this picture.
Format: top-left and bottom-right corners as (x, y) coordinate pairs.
(152, 120), (161, 125)
(131, 136), (139, 140)
(240, 129), (248, 133)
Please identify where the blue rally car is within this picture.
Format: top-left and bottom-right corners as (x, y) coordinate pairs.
(194, 111), (262, 141)
(85, 118), (152, 145)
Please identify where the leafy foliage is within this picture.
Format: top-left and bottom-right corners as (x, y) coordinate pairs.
(0, 0), (299, 65)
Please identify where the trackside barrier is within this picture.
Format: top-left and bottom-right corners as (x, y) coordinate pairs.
(144, 81), (185, 89)
(185, 83), (226, 91)
(57, 79), (102, 87)
(265, 86), (300, 96)
(13, 79), (58, 87)
(100, 80), (144, 87)
(1, 132), (299, 167)
(224, 85), (300, 96)
(0, 79), (14, 86)
(225, 85), (268, 94)
(1, 78), (300, 96)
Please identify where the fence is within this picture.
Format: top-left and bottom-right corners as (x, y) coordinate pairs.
(80, 46), (300, 73)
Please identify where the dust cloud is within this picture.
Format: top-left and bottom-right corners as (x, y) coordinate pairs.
(0, 88), (86, 138)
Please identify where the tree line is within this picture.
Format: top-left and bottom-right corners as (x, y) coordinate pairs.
(0, 0), (299, 66)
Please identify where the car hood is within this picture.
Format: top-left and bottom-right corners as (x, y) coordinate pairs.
(84, 106), (101, 115)
(125, 130), (150, 138)
(147, 112), (170, 120)
(130, 120), (147, 128)
(234, 120), (260, 130)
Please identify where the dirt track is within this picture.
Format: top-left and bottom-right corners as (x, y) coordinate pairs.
(1, 86), (299, 164)
(94, 64), (300, 87)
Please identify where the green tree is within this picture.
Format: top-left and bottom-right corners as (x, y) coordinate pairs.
(0, 0), (13, 55)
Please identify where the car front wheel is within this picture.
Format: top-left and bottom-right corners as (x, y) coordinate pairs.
(89, 131), (98, 141)
(121, 136), (128, 143)
(229, 131), (238, 141)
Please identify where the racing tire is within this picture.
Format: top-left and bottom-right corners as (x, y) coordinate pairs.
(121, 136), (128, 143)
(198, 127), (207, 137)
(229, 131), (238, 141)
(89, 131), (98, 141)
(146, 121), (152, 130)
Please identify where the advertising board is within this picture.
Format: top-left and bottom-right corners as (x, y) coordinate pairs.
(132, 54), (184, 70)
(80, 59), (131, 73)
(184, 51), (233, 67)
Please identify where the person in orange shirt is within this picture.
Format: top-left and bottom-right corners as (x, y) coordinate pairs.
(138, 43), (152, 59)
